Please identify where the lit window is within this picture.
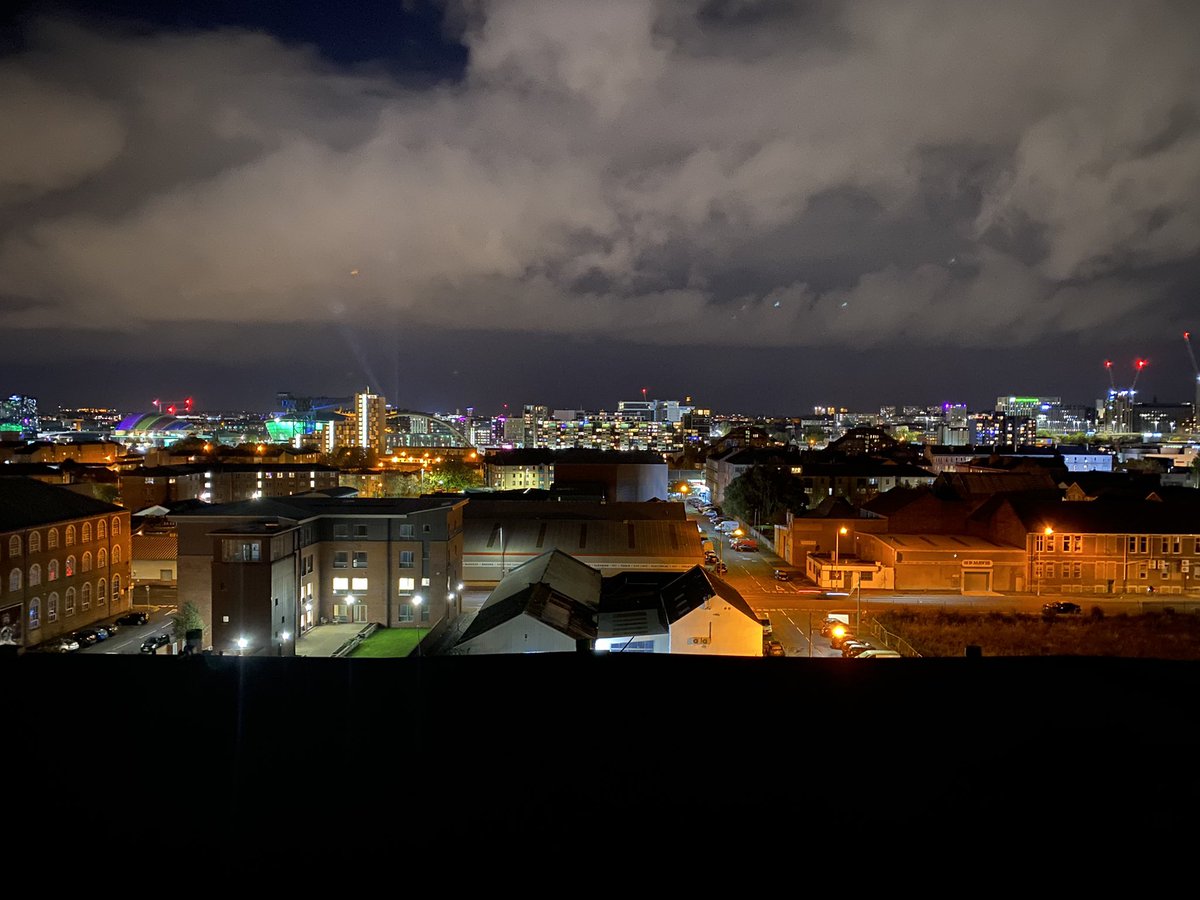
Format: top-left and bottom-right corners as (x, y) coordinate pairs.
(333, 577), (349, 591)
(398, 577), (415, 591)
(28, 598), (39, 630)
(351, 577), (368, 591)
(65, 556), (76, 578)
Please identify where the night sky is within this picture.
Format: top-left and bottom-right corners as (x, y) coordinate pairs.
(2, 1), (1198, 417)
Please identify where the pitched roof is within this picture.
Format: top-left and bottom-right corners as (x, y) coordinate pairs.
(0, 476), (123, 531)
(984, 493), (1200, 534)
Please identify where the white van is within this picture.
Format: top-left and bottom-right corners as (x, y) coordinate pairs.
(715, 521), (739, 534)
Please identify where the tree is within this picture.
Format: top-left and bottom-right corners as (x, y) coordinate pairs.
(723, 466), (809, 526)
(171, 601), (205, 643)
(424, 460), (484, 492)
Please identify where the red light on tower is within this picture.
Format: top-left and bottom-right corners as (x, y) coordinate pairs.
(167, 405), (176, 415)
(185, 397), (193, 412)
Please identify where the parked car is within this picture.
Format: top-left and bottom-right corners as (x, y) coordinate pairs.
(830, 628), (856, 650)
(714, 562), (727, 575)
(115, 611), (149, 627)
(73, 628), (100, 647)
(773, 569), (791, 581)
(765, 641), (786, 657)
(140, 633), (171, 654)
(1042, 601), (1082, 615)
(842, 641), (875, 658)
(731, 539), (758, 551)
(46, 636), (80, 653)
(704, 551), (719, 565)
(92, 625), (110, 641)
(856, 649), (902, 658)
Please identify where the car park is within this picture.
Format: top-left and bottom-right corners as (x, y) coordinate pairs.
(1042, 601), (1082, 615)
(115, 611), (149, 627)
(731, 539), (758, 551)
(140, 633), (171, 654)
(842, 641), (875, 658)
(73, 628), (100, 647)
(92, 625), (110, 641)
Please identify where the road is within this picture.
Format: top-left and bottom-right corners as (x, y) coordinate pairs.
(78, 583), (178, 655)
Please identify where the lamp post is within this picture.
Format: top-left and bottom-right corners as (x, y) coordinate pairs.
(278, 630), (290, 657)
(1037, 526), (1053, 596)
(834, 525), (847, 588)
(412, 594), (423, 656)
(346, 594), (355, 624)
(499, 525), (507, 580)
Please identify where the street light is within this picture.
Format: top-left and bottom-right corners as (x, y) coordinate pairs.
(1037, 526), (1053, 597)
(834, 525), (848, 588)
(412, 594), (423, 656)
(279, 630), (290, 657)
(346, 594), (355, 624)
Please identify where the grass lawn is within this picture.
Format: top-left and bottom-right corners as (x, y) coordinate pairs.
(349, 627), (429, 658)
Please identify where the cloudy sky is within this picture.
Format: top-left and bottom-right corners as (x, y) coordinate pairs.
(2, 0), (1199, 418)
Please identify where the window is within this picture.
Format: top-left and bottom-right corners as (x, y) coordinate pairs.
(81, 582), (92, 610)
(1128, 536), (1137, 553)
(8, 536), (19, 557)
(9, 569), (20, 591)
(82, 552), (92, 573)
(333, 551), (349, 568)
(28, 563), (40, 586)
(1161, 537), (1170, 554)
(355, 525), (368, 538)
(400, 551), (414, 568)
(97, 548), (107, 568)
(352, 551), (368, 568)
(399, 524), (414, 538)
(81, 522), (92, 543)
(48, 593), (58, 623)
(1035, 535), (1045, 552)
(421, 578), (430, 587)
(29, 531), (40, 553)
(64, 555), (74, 578)
(1045, 535), (1056, 553)
(1072, 562), (1082, 579)
(420, 603), (430, 624)
(398, 577), (415, 591)
(65, 587), (75, 615)
(398, 603), (413, 623)
(351, 577), (368, 591)
(47, 528), (58, 549)
(65, 526), (75, 546)
(1045, 562), (1056, 578)
(111, 517), (121, 536)
(113, 544), (122, 565)
(221, 540), (260, 563)
(334, 524), (349, 539)
(1172, 537), (1181, 554)
(333, 577), (349, 592)
(98, 579), (106, 603)
(1139, 536), (1148, 554)
(423, 524), (431, 533)
(28, 598), (39, 630)
(1071, 535), (1082, 553)
(96, 520), (105, 540)
(48, 560), (58, 581)
(112, 574), (120, 597)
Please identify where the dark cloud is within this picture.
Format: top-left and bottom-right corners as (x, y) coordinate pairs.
(1, 0), (1198, 415)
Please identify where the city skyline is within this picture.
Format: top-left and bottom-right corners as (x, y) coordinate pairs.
(2, 2), (1199, 416)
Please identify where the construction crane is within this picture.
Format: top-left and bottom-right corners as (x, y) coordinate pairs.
(1185, 332), (1200, 432)
(1131, 358), (1148, 391)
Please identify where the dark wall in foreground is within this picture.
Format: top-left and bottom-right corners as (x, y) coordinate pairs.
(10, 652), (1200, 852)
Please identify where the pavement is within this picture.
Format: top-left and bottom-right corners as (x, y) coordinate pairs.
(295, 623), (371, 657)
